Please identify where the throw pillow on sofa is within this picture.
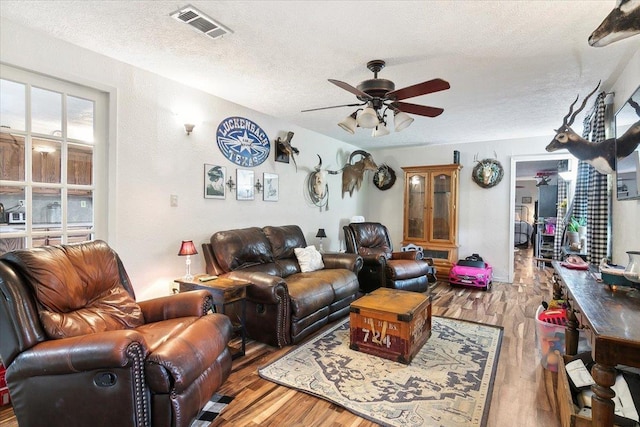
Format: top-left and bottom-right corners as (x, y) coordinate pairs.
(294, 246), (324, 272)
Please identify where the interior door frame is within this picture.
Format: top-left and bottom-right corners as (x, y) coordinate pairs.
(508, 153), (574, 283)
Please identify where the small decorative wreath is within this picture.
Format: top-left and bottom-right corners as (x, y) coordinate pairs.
(373, 164), (396, 190)
(472, 159), (504, 188)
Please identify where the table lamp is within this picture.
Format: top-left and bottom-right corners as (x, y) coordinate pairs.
(178, 240), (198, 281)
(316, 228), (327, 253)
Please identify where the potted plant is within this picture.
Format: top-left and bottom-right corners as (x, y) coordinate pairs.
(566, 217), (586, 244)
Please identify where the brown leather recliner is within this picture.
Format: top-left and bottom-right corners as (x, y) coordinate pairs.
(0, 240), (233, 427)
(343, 222), (436, 293)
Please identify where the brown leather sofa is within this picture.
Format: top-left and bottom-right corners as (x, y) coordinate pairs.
(343, 222), (436, 293)
(202, 225), (362, 347)
(0, 240), (232, 427)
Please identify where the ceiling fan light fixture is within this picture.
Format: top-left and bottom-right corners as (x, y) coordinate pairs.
(357, 105), (379, 129)
(372, 122), (390, 138)
(338, 112), (358, 134)
(394, 110), (414, 132)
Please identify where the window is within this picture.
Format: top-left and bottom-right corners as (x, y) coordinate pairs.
(0, 65), (108, 254)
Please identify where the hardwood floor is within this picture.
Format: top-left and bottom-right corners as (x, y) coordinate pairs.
(0, 247), (561, 427)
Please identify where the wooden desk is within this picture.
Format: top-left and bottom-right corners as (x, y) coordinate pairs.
(552, 261), (640, 427)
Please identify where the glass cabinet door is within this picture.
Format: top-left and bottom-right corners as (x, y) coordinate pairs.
(430, 172), (452, 241)
(406, 174), (426, 239)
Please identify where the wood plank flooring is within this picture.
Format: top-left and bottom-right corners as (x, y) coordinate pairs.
(0, 247), (561, 427)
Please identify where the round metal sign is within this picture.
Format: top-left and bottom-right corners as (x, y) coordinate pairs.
(216, 117), (270, 167)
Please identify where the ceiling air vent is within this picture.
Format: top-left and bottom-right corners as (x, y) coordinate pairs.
(170, 4), (232, 40)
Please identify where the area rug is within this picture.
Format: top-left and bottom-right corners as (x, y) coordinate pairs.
(259, 317), (503, 427)
(189, 393), (234, 427)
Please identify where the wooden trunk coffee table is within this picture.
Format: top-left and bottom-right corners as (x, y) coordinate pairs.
(349, 287), (432, 364)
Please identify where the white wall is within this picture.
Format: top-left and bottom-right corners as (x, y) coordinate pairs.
(611, 49), (640, 266)
(1, 18), (367, 300)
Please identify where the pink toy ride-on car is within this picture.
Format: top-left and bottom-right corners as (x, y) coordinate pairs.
(449, 254), (493, 290)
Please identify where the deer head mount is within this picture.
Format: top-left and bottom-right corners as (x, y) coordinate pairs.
(472, 152), (504, 188)
(326, 150), (378, 198)
(589, 0), (640, 47)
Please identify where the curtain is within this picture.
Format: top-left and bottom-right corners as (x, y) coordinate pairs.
(570, 92), (610, 264)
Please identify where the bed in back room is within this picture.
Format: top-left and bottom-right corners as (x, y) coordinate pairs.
(514, 205), (533, 248)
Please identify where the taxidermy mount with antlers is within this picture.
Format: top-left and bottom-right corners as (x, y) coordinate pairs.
(545, 82), (640, 175)
(472, 152), (504, 188)
(275, 131), (299, 171)
(589, 0), (640, 47)
(305, 155), (329, 210)
(327, 150), (378, 198)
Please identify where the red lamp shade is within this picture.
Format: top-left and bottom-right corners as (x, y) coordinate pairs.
(178, 240), (198, 256)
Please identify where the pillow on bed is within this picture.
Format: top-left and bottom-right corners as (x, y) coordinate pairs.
(294, 246), (324, 272)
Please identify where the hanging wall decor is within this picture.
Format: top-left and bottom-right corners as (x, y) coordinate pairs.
(373, 164), (396, 191)
(216, 116), (270, 167)
(236, 169), (255, 200)
(274, 131), (299, 171)
(472, 154), (504, 188)
(305, 155), (329, 210)
(204, 164), (226, 199)
(263, 172), (279, 202)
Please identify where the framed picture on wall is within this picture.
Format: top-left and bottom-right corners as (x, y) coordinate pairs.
(263, 172), (279, 201)
(204, 164), (226, 199)
(522, 196), (532, 204)
(236, 169), (255, 201)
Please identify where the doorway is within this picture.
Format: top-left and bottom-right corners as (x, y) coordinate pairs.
(508, 153), (574, 282)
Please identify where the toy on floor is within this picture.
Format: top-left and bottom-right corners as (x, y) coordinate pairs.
(449, 253), (493, 290)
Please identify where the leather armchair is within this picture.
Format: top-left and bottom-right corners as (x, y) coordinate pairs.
(0, 240), (233, 427)
(343, 222), (436, 293)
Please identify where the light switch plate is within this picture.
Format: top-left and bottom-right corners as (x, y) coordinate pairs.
(170, 194), (178, 207)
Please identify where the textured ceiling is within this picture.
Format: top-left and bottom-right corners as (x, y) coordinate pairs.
(1, 1), (638, 152)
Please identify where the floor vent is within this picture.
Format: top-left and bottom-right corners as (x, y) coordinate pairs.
(170, 4), (232, 40)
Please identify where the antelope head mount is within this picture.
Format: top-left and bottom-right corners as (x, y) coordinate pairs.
(545, 82), (618, 175)
(589, 0), (640, 47)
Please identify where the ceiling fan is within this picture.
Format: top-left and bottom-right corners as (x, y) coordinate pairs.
(302, 60), (450, 137)
(535, 172), (554, 187)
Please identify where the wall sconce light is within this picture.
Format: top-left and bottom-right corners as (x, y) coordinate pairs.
(184, 123), (195, 135)
(254, 179), (263, 193)
(226, 176), (236, 192)
(178, 240), (198, 281)
(316, 228), (327, 253)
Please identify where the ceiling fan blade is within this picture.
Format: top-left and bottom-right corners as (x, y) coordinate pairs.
(393, 102), (444, 117)
(328, 79), (373, 100)
(301, 102), (364, 113)
(386, 78), (450, 101)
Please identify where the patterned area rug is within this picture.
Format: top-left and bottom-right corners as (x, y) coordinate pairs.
(259, 317), (503, 427)
(189, 393), (234, 427)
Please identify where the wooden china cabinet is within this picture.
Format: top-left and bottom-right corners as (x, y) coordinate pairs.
(402, 164), (461, 279)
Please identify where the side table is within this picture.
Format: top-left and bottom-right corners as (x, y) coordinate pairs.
(174, 274), (250, 359)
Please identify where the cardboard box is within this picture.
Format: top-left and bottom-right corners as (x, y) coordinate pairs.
(349, 288), (431, 364)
